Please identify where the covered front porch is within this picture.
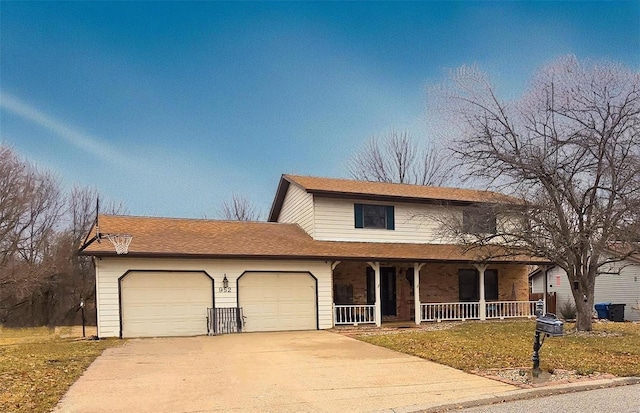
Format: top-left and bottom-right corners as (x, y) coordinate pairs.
(331, 260), (538, 326)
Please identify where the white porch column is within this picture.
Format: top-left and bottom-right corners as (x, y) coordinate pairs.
(475, 264), (488, 321)
(331, 261), (341, 327)
(414, 263), (425, 325)
(367, 261), (381, 327)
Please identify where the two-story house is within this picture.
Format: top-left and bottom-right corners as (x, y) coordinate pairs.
(81, 174), (548, 338)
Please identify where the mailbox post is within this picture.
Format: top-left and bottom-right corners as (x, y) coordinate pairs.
(532, 313), (564, 376)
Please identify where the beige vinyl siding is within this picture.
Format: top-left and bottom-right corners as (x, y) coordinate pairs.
(497, 213), (520, 235)
(313, 196), (456, 243)
(532, 263), (640, 321)
(279, 182), (314, 236)
(530, 270), (545, 293)
(95, 257), (333, 338)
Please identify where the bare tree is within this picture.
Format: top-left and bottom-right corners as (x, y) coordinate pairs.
(56, 186), (100, 324)
(219, 193), (261, 221)
(0, 145), (130, 326)
(0, 145), (64, 323)
(438, 55), (640, 331)
(348, 129), (452, 186)
(49, 187), (127, 326)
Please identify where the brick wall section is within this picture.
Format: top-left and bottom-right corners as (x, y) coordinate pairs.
(493, 264), (530, 301)
(419, 263), (459, 303)
(333, 261), (368, 305)
(418, 263), (529, 303)
(333, 261), (530, 322)
(395, 265), (414, 321)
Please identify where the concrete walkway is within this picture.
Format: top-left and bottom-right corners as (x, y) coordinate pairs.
(53, 330), (516, 412)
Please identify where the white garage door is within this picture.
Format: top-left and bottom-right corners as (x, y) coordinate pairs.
(121, 271), (213, 338)
(239, 272), (316, 332)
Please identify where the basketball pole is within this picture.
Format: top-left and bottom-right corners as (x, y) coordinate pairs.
(95, 196), (100, 242)
(80, 299), (85, 338)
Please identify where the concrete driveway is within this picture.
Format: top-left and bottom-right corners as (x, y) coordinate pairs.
(54, 331), (516, 413)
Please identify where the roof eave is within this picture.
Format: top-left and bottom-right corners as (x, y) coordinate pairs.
(80, 250), (551, 265)
(306, 189), (508, 207)
(267, 175), (291, 222)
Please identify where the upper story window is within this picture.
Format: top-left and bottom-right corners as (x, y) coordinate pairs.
(354, 204), (395, 230)
(463, 208), (497, 234)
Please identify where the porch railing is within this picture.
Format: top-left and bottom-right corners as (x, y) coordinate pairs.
(421, 301), (537, 322)
(486, 301), (537, 319)
(207, 307), (243, 335)
(334, 304), (376, 325)
(421, 302), (480, 321)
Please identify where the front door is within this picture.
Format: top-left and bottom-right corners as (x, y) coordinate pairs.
(367, 267), (397, 316)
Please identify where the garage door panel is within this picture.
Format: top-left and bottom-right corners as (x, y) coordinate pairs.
(239, 272), (316, 332)
(121, 271), (212, 338)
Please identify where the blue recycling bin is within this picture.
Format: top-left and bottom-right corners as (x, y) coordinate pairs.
(594, 302), (611, 319)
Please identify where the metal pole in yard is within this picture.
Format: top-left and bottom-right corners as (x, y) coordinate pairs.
(80, 299), (86, 338)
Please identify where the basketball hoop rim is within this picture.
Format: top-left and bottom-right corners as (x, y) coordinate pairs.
(103, 233), (133, 255)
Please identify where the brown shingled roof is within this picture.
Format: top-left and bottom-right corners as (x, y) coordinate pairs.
(81, 215), (548, 264)
(284, 174), (517, 204)
(268, 174), (519, 222)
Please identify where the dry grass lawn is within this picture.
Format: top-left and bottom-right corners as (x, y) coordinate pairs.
(359, 320), (640, 377)
(0, 326), (121, 413)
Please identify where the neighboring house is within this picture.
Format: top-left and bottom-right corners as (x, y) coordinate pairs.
(81, 174), (548, 338)
(530, 259), (640, 322)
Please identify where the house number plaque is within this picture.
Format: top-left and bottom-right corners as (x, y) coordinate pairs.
(219, 275), (231, 293)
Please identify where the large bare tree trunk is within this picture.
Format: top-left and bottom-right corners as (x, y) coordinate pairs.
(572, 286), (594, 331)
(570, 267), (598, 331)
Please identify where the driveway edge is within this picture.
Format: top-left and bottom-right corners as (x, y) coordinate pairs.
(420, 377), (640, 413)
(389, 377), (640, 413)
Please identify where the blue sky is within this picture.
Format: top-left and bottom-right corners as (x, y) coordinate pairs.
(1, 2), (639, 218)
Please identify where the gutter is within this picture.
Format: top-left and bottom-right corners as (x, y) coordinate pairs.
(79, 250), (552, 265)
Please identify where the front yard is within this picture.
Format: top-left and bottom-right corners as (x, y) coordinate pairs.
(2, 321), (638, 412)
(0, 326), (121, 413)
(357, 320), (640, 378)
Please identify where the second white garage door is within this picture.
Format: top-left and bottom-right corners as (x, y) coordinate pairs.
(239, 272), (317, 332)
(120, 271), (213, 338)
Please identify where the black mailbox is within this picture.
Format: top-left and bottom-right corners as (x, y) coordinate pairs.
(535, 313), (564, 337)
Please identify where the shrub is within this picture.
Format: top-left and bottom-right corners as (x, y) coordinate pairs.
(559, 298), (577, 320)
